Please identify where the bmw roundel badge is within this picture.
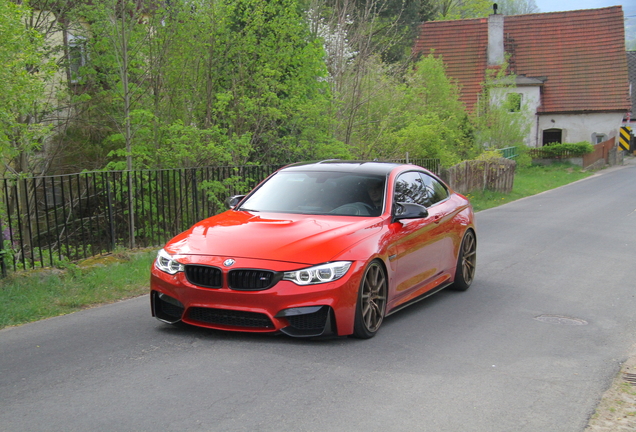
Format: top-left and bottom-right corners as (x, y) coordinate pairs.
(223, 259), (235, 267)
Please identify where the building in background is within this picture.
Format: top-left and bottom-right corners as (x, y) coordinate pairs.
(414, 6), (631, 147)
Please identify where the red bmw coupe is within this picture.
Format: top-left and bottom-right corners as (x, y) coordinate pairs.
(151, 160), (476, 338)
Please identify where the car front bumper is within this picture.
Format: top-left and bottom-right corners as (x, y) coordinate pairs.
(150, 257), (366, 337)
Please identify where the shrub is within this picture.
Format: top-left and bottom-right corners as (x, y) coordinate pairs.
(540, 142), (594, 158)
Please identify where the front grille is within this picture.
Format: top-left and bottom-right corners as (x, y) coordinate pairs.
(228, 269), (280, 291)
(286, 307), (329, 331)
(185, 265), (222, 288)
(188, 307), (275, 329)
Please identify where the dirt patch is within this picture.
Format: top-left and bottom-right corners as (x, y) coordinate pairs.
(77, 247), (157, 268)
(585, 351), (636, 431)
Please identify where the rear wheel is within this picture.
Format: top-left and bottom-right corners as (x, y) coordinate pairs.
(451, 230), (476, 291)
(352, 260), (387, 339)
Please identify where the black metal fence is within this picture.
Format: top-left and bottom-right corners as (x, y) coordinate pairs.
(0, 159), (439, 276)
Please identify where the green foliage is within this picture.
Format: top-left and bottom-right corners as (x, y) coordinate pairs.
(67, 0), (339, 169)
(2, 0), (540, 175)
(199, 172), (255, 211)
(539, 142), (595, 157)
(434, 0), (493, 19)
(475, 149), (506, 161)
(0, 0), (56, 174)
(357, 54), (478, 165)
(473, 66), (532, 150)
(513, 145), (532, 168)
(474, 146), (531, 168)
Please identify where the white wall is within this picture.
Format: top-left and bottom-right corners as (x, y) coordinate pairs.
(517, 87), (541, 147)
(537, 113), (624, 145)
(492, 86), (542, 147)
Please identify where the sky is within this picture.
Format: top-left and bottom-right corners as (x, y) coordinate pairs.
(534, 0), (634, 14)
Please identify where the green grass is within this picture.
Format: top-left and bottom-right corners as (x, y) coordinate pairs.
(0, 250), (156, 329)
(467, 162), (593, 212)
(0, 162), (596, 329)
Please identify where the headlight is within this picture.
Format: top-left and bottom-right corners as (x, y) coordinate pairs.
(155, 248), (184, 275)
(283, 261), (352, 285)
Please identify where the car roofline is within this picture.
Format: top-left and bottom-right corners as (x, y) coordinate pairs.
(281, 160), (410, 176)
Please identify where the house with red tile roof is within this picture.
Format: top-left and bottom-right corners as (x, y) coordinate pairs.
(414, 6), (630, 148)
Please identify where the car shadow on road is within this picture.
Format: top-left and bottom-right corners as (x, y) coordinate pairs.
(150, 285), (461, 345)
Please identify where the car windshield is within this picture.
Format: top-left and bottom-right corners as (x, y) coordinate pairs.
(238, 171), (386, 216)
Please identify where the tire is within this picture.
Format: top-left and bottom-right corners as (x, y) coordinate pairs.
(451, 230), (477, 291)
(352, 260), (388, 339)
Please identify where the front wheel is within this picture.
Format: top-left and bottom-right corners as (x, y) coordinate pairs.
(352, 260), (387, 339)
(450, 230), (477, 291)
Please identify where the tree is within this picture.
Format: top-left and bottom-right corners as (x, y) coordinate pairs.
(213, 0), (339, 163)
(497, 0), (539, 15)
(0, 0), (56, 176)
(70, 0), (340, 169)
(78, 0), (154, 172)
(432, 0), (493, 20)
(308, 0), (419, 151)
(381, 54), (478, 165)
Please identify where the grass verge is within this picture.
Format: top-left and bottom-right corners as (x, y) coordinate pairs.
(0, 250), (156, 329)
(467, 162), (593, 212)
(0, 162), (596, 330)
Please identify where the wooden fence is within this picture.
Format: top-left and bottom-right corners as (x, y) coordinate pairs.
(582, 137), (615, 168)
(441, 158), (516, 195)
(529, 137), (616, 169)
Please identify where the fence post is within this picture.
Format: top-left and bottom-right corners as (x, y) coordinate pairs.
(127, 171), (135, 249)
(192, 171), (199, 223)
(106, 179), (116, 252)
(0, 220), (6, 278)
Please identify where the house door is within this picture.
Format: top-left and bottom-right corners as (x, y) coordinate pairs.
(543, 129), (562, 146)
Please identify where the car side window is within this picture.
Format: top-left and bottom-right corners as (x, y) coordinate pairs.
(419, 173), (448, 205)
(394, 172), (429, 207)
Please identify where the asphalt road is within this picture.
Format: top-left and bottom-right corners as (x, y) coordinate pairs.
(2, 161), (636, 432)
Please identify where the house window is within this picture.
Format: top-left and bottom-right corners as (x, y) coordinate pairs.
(506, 93), (522, 112)
(592, 133), (607, 144)
(67, 34), (87, 84)
(543, 129), (562, 146)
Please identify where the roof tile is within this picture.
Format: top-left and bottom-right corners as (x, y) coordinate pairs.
(414, 7), (630, 114)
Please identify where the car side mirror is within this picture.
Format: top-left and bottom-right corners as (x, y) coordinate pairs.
(393, 202), (428, 222)
(226, 195), (246, 209)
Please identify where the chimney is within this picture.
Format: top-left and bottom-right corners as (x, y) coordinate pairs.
(488, 12), (505, 66)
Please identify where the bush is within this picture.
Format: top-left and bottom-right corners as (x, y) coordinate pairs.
(540, 142), (594, 157)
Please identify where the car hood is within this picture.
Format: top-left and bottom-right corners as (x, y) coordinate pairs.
(164, 210), (383, 265)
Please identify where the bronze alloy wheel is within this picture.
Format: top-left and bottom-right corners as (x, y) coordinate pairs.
(452, 230), (477, 291)
(353, 260), (387, 338)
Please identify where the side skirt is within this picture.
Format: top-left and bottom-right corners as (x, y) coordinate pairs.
(385, 282), (452, 317)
